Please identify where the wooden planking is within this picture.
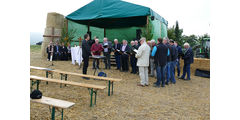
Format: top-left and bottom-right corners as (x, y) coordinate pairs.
(52, 69), (122, 82)
(30, 75), (106, 90)
(31, 96), (75, 109)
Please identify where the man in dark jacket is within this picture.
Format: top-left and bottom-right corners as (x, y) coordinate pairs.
(179, 43), (194, 80)
(54, 42), (61, 60)
(164, 38), (171, 85)
(102, 37), (112, 69)
(120, 40), (130, 72)
(169, 40), (178, 84)
(174, 41), (183, 77)
(82, 34), (92, 79)
(130, 41), (137, 74)
(60, 42), (68, 61)
(112, 39), (121, 70)
(151, 38), (169, 87)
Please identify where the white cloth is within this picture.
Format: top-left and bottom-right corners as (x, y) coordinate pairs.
(139, 66), (149, 85)
(135, 42), (151, 67)
(71, 46), (83, 66)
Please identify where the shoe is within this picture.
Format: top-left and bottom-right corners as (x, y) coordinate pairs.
(184, 79), (190, 81)
(137, 84), (145, 87)
(145, 84), (149, 86)
(179, 77), (184, 80)
(172, 82), (176, 84)
(153, 84), (160, 88)
(131, 71), (133, 73)
(161, 85), (165, 87)
(82, 77), (90, 80)
(165, 82), (169, 85)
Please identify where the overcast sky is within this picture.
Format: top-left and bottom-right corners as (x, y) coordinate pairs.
(29, 0), (210, 36)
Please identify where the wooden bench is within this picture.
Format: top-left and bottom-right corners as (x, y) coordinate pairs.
(30, 66), (122, 96)
(30, 75), (106, 107)
(30, 66), (54, 84)
(31, 96), (75, 120)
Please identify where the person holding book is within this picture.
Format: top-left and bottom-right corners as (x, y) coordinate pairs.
(91, 39), (103, 69)
(112, 39), (121, 70)
(102, 37), (112, 69)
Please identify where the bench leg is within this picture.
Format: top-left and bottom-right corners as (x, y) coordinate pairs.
(64, 74), (68, 87)
(108, 81), (111, 96)
(112, 81), (114, 95)
(36, 80), (40, 90)
(51, 107), (55, 120)
(61, 109), (64, 120)
(46, 71), (49, 85)
(60, 74), (63, 88)
(90, 88), (93, 107)
(94, 90), (97, 105)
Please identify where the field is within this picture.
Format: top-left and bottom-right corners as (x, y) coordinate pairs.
(30, 45), (210, 120)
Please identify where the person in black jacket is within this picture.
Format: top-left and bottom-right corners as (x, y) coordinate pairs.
(164, 38), (171, 85)
(54, 42), (61, 60)
(60, 42), (68, 61)
(174, 41), (183, 77)
(130, 41), (137, 74)
(169, 40), (178, 84)
(179, 43), (194, 80)
(81, 34), (92, 79)
(120, 40), (130, 72)
(151, 38), (169, 87)
(112, 39), (121, 70)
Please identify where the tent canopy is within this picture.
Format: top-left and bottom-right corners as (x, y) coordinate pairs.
(66, 0), (168, 28)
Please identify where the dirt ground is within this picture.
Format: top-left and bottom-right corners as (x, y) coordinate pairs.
(30, 46), (210, 120)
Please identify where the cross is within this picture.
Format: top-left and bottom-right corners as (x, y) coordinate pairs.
(43, 27), (61, 43)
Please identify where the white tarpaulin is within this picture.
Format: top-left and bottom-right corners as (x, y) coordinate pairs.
(71, 46), (82, 66)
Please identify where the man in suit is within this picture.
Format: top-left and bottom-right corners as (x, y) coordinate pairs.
(135, 37), (151, 87)
(102, 37), (112, 69)
(152, 38), (169, 87)
(112, 39), (121, 70)
(179, 43), (194, 80)
(60, 42), (68, 61)
(46, 41), (54, 61)
(54, 42), (61, 60)
(130, 41), (137, 74)
(82, 34), (92, 79)
(120, 40), (130, 72)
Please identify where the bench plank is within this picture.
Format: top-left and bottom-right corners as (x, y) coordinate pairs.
(30, 66), (53, 71)
(30, 75), (106, 90)
(31, 96), (75, 109)
(30, 66), (121, 82)
(52, 69), (122, 82)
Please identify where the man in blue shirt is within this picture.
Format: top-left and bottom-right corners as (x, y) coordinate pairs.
(151, 38), (169, 87)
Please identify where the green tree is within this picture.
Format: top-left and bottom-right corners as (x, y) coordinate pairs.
(173, 21), (183, 46)
(167, 26), (176, 40)
(141, 22), (153, 41)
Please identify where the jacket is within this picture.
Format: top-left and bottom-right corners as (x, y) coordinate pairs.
(82, 39), (91, 58)
(183, 47), (194, 64)
(154, 43), (168, 66)
(91, 43), (103, 55)
(135, 42), (151, 67)
(112, 43), (121, 56)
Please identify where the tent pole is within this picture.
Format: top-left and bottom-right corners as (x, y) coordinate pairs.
(104, 28), (106, 37)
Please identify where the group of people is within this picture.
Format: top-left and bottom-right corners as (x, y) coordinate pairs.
(46, 42), (71, 61)
(79, 33), (195, 86)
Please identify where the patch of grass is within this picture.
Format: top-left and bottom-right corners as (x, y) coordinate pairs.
(30, 45), (41, 52)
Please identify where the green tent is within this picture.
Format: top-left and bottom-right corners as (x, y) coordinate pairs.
(66, 0), (168, 44)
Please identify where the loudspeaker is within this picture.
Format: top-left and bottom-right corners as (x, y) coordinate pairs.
(136, 29), (142, 40)
(151, 16), (155, 20)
